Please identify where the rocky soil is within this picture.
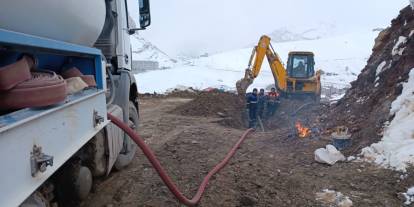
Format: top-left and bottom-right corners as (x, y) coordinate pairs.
(82, 95), (413, 207)
(81, 6), (414, 207)
(326, 6), (414, 155)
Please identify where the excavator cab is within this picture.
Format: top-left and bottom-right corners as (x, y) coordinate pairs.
(285, 51), (320, 96)
(287, 52), (315, 78)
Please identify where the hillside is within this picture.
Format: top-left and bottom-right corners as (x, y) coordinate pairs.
(130, 35), (178, 69)
(135, 30), (379, 94)
(327, 5), (414, 171)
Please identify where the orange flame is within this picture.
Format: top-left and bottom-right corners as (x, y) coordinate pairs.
(295, 121), (311, 138)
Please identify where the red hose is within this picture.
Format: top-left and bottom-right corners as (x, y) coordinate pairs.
(107, 113), (254, 206)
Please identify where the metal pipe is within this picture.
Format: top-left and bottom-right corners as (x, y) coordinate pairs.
(106, 67), (115, 105)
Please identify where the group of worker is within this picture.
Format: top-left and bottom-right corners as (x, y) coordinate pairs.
(246, 87), (280, 128)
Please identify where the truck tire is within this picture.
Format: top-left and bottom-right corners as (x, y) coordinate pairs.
(54, 160), (92, 206)
(114, 101), (138, 170)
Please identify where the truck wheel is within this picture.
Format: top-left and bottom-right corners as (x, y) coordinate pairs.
(54, 161), (92, 206)
(74, 166), (93, 200)
(114, 101), (138, 170)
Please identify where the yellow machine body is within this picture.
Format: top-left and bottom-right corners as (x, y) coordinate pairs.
(236, 35), (321, 98)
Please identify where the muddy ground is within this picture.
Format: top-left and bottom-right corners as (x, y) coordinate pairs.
(82, 94), (414, 207)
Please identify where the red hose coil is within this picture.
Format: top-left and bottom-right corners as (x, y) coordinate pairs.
(107, 113), (254, 206)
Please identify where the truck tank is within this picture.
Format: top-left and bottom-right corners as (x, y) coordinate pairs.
(0, 0), (106, 46)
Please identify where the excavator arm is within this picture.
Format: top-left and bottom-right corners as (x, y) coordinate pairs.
(236, 35), (287, 94)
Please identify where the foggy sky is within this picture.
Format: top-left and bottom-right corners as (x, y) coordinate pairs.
(128, 0), (410, 57)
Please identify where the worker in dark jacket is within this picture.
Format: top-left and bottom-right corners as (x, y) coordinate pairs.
(246, 88), (258, 128)
(257, 88), (266, 119)
(266, 87), (280, 117)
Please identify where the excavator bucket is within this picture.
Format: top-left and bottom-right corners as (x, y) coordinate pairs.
(236, 77), (253, 95)
(236, 69), (254, 95)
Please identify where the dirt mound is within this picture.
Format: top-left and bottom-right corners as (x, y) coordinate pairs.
(166, 89), (199, 98)
(327, 6), (414, 154)
(139, 89), (200, 99)
(172, 92), (246, 128)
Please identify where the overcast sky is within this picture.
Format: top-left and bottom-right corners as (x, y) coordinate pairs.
(128, 0), (410, 57)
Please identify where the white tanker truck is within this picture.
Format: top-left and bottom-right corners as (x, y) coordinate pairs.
(0, 0), (151, 206)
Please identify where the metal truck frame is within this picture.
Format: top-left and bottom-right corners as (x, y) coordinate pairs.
(0, 0), (151, 206)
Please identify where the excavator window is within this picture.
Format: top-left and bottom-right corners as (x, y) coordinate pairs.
(287, 54), (315, 78)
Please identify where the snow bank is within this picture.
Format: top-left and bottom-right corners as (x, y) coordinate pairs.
(361, 69), (414, 171)
(403, 187), (414, 205)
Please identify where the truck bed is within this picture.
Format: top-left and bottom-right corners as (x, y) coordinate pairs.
(0, 28), (108, 206)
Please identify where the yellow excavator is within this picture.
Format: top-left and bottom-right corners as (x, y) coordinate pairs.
(236, 35), (321, 100)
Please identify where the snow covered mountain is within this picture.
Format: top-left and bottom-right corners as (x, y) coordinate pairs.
(268, 23), (338, 43)
(130, 35), (177, 69)
(135, 29), (379, 95)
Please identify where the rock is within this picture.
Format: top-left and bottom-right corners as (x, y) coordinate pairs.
(239, 195), (257, 206)
(347, 156), (356, 161)
(315, 189), (337, 204)
(338, 197), (353, 207)
(316, 189), (353, 207)
(397, 192), (407, 202)
(315, 145), (346, 165)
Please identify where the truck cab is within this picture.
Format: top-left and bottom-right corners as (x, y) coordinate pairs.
(0, 0), (151, 206)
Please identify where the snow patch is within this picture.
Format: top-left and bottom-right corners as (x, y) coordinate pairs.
(403, 187), (414, 205)
(347, 156), (356, 161)
(375, 61), (389, 83)
(410, 30), (414, 38)
(392, 36), (407, 56)
(411, 0), (414, 10)
(165, 85), (196, 94)
(361, 69), (414, 171)
(330, 93), (345, 101)
(376, 61), (388, 76)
